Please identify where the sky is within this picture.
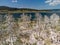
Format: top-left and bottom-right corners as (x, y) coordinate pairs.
(0, 0), (60, 9)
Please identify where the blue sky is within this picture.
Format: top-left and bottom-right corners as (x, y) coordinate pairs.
(0, 0), (60, 9)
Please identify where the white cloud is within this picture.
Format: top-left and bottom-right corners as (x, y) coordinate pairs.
(45, 0), (60, 6)
(12, 0), (18, 3)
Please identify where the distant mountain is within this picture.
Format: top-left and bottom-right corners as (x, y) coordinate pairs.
(0, 6), (60, 13)
(0, 6), (20, 10)
(0, 6), (40, 11)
